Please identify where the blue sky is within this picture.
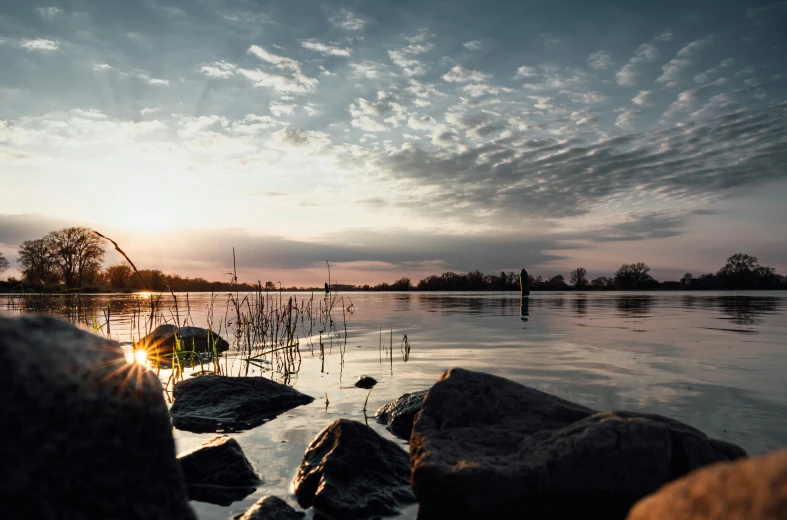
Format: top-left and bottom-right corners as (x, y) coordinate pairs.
(1, 0), (786, 284)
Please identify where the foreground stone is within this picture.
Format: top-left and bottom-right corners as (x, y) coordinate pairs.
(411, 368), (746, 519)
(294, 419), (415, 518)
(134, 324), (230, 355)
(354, 375), (377, 389)
(375, 389), (427, 440)
(178, 435), (259, 506)
(0, 315), (195, 519)
(628, 450), (787, 520)
(234, 496), (305, 520)
(171, 375), (314, 433)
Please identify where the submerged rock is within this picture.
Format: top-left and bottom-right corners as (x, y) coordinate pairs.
(354, 375), (377, 389)
(171, 375), (314, 433)
(178, 435), (259, 506)
(375, 389), (428, 440)
(0, 315), (195, 520)
(293, 419), (415, 518)
(628, 449), (787, 520)
(410, 368), (746, 519)
(234, 496), (305, 520)
(133, 324), (230, 355)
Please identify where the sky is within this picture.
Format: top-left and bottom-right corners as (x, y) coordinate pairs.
(1, 0), (786, 286)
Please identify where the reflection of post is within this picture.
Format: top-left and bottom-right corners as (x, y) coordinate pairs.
(520, 296), (529, 322)
(324, 282), (330, 294)
(520, 268), (530, 296)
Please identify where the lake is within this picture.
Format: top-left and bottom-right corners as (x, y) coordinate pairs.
(3, 290), (787, 519)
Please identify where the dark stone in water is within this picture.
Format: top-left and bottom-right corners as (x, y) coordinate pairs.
(178, 435), (259, 506)
(133, 324), (230, 355)
(293, 419), (415, 519)
(234, 496), (305, 520)
(628, 449), (787, 520)
(375, 389), (428, 440)
(171, 375), (314, 433)
(354, 375), (377, 389)
(0, 315), (195, 519)
(411, 368), (747, 519)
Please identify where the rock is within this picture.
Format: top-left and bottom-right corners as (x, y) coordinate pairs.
(627, 450), (787, 520)
(410, 368), (746, 519)
(375, 389), (428, 440)
(234, 496), (305, 520)
(354, 375), (377, 389)
(178, 435), (259, 506)
(294, 419), (415, 519)
(171, 375), (314, 433)
(0, 315), (195, 520)
(133, 324), (230, 355)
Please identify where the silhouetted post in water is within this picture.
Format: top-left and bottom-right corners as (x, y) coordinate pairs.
(325, 282), (330, 294)
(520, 297), (529, 322)
(520, 268), (530, 296)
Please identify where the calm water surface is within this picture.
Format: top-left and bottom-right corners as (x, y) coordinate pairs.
(4, 291), (787, 519)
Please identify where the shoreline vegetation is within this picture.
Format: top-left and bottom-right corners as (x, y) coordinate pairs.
(0, 227), (785, 294)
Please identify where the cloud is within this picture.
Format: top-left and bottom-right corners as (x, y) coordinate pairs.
(443, 65), (491, 83)
(239, 46), (318, 93)
(522, 64), (586, 91)
(300, 40), (352, 57)
(591, 211), (686, 242)
(93, 63), (115, 72)
(745, 2), (787, 19)
(388, 33), (433, 76)
(515, 66), (539, 78)
(19, 39), (60, 52)
(653, 30), (674, 43)
(351, 116), (388, 133)
(34, 7), (63, 18)
(657, 36), (714, 84)
(615, 109), (643, 130)
(349, 61), (390, 80)
(270, 102), (296, 116)
(587, 51), (613, 70)
(632, 90), (655, 107)
(407, 115), (437, 130)
(329, 9), (366, 31)
(200, 61), (237, 78)
(562, 91), (606, 104)
(463, 40), (482, 50)
(616, 44), (659, 86)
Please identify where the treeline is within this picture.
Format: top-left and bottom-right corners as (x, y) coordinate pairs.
(1, 227), (785, 293)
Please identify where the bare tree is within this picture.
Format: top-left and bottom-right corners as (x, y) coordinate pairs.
(569, 267), (588, 289)
(681, 273), (693, 286)
(17, 239), (59, 286)
(0, 252), (9, 278)
(46, 227), (106, 288)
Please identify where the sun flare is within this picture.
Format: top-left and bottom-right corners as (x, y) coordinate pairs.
(133, 349), (148, 364)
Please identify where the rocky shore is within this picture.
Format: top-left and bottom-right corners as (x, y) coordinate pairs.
(2, 314), (785, 519)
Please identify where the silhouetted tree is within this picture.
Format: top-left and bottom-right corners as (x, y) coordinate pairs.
(105, 264), (133, 289)
(46, 227), (106, 288)
(614, 262), (653, 289)
(17, 239), (59, 286)
(681, 273), (693, 286)
(590, 276), (613, 289)
(569, 267), (588, 289)
(0, 252), (9, 277)
(718, 253), (760, 289)
(390, 277), (413, 290)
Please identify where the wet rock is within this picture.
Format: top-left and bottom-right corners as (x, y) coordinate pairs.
(354, 375), (377, 389)
(234, 496), (305, 520)
(411, 368), (746, 519)
(133, 324), (230, 355)
(294, 419), (415, 519)
(178, 435), (259, 506)
(628, 450), (787, 520)
(0, 315), (195, 520)
(171, 375), (314, 433)
(375, 389), (428, 440)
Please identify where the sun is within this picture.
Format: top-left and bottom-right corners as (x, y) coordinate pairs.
(133, 349), (148, 364)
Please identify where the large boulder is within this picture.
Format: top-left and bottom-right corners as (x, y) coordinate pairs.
(375, 389), (427, 440)
(293, 419), (415, 518)
(0, 315), (195, 519)
(178, 435), (259, 506)
(410, 368), (746, 519)
(627, 450), (787, 520)
(134, 324), (230, 355)
(234, 496), (305, 520)
(171, 375), (314, 433)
